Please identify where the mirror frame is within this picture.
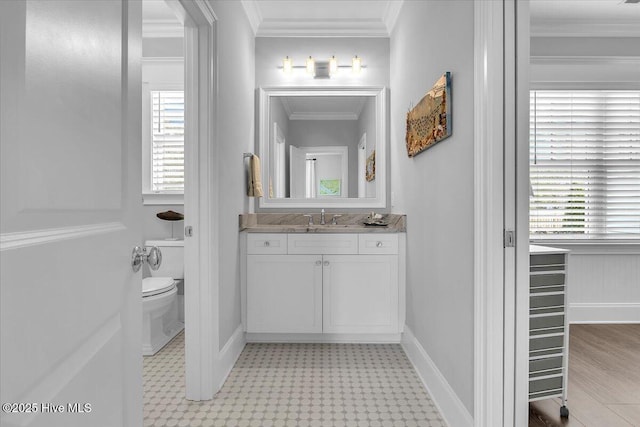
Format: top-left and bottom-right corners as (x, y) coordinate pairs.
(258, 86), (387, 209)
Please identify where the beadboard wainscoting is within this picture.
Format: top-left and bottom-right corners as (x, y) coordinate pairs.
(537, 244), (640, 323)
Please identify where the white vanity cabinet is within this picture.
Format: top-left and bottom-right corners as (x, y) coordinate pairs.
(322, 254), (398, 334)
(243, 232), (405, 340)
(246, 254), (322, 333)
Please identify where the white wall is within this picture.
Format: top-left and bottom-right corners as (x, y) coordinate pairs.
(210, 0), (256, 350)
(390, 0), (475, 416)
(530, 35), (640, 323)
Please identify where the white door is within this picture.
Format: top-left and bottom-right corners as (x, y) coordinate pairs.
(1, 1), (143, 426)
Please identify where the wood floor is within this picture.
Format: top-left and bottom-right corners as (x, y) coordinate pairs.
(529, 324), (640, 427)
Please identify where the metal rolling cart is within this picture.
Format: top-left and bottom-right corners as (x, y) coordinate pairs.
(529, 245), (571, 418)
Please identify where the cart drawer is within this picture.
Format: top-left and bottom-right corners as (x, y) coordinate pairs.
(530, 294), (564, 309)
(530, 274), (565, 289)
(530, 335), (564, 352)
(530, 314), (565, 333)
(529, 356), (564, 378)
(529, 376), (563, 395)
(530, 254), (565, 267)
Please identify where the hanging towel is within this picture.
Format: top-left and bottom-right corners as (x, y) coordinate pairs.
(248, 154), (264, 197)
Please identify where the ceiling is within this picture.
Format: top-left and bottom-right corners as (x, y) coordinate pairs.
(530, 0), (640, 37)
(240, 0), (403, 37)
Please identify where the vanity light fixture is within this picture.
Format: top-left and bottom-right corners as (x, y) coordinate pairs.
(352, 55), (362, 75)
(282, 56), (293, 74)
(306, 56), (315, 76)
(329, 55), (338, 76)
(279, 55), (365, 78)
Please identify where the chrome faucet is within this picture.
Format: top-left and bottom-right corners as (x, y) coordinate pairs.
(320, 209), (326, 225)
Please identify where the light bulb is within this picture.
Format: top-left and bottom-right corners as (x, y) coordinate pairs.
(352, 55), (362, 75)
(306, 56), (315, 75)
(283, 56), (293, 74)
(329, 55), (338, 76)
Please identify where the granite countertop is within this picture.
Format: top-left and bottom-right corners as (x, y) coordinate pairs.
(239, 213), (406, 233)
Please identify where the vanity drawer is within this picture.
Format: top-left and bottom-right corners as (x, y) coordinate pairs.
(246, 234), (287, 254)
(358, 234), (399, 254)
(288, 234), (358, 255)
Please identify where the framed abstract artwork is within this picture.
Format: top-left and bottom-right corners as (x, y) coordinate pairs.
(406, 71), (452, 157)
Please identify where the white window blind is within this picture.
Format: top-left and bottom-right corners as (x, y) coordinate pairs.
(530, 90), (640, 240)
(151, 90), (184, 192)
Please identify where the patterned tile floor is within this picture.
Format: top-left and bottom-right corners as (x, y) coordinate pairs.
(143, 331), (448, 427)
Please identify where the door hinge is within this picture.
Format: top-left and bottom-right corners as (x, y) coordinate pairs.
(185, 226), (193, 237)
(504, 229), (515, 248)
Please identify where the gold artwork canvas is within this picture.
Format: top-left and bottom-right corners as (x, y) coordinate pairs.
(406, 72), (452, 157)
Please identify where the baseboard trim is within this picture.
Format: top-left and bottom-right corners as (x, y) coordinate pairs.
(401, 325), (473, 427)
(246, 332), (401, 343)
(215, 325), (246, 391)
(570, 303), (640, 324)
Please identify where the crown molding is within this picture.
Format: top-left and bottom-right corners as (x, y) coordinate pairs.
(142, 20), (184, 38)
(240, 0), (261, 35)
(256, 19), (389, 38)
(240, 0), (396, 37)
(531, 20), (640, 37)
(383, 0), (404, 35)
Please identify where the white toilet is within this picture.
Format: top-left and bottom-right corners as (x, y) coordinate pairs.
(142, 239), (185, 356)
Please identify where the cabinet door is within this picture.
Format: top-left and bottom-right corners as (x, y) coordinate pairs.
(323, 255), (399, 334)
(247, 255), (323, 333)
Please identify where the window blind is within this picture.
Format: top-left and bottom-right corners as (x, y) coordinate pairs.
(530, 90), (640, 240)
(151, 90), (184, 192)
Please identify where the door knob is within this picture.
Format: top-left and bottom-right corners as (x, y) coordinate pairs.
(315, 260), (322, 266)
(323, 261), (330, 266)
(146, 246), (162, 271)
(376, 241), (383, 247)
(131, 246), (163, 272)
(131, 246), (144, 272)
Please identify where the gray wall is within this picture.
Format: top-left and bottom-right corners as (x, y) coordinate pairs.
(211, 0), (256, 350)
(390, 0), (475, 414)
(142, 37), (183, 57)
(287, 120), (358, 197)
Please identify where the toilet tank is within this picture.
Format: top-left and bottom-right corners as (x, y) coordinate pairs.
(145, 239), (184, 280)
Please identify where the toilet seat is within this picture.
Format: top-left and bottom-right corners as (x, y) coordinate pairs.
(143, 277), (176, 298)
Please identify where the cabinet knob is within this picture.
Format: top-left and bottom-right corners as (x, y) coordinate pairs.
(264, 241), (270, 247)
(323, 261), (330, 266)
(315, 260), (322, 266)
(376, 241), (383, 247)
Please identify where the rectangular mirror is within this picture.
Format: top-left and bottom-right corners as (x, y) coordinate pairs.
(258, 87), (387, 209)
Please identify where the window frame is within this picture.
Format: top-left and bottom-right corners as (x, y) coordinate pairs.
(142, 82), (184, 205)
(528, 88), (640, 244)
